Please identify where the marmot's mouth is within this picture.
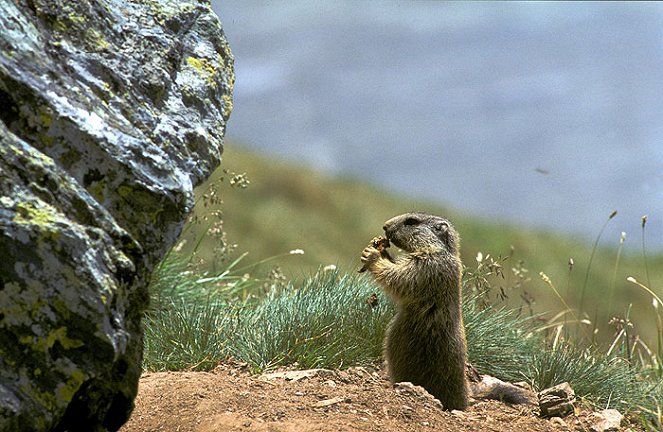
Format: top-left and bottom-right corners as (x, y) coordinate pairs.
(383, 225), (409, 252)
(385, 235), (411, 253)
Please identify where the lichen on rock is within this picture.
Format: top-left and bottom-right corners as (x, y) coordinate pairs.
(0, 0), (233, 430)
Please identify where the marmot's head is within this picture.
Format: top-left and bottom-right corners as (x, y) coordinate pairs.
(383, 212), (459, 255)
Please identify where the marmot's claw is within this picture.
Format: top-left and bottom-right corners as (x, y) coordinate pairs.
(359, 246), (381, 272)
(361, 246), (381, 262)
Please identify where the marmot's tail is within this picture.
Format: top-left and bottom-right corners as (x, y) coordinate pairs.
(466, 364), (537, 405)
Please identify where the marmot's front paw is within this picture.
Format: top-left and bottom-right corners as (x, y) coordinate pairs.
(359, 236), (391, 272)
(359, 246), (381, 273)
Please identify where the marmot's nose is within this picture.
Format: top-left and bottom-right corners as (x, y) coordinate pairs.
(382, 224), (387, 231)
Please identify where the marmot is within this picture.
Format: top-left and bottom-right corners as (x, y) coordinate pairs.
(360, 212), (469, 410)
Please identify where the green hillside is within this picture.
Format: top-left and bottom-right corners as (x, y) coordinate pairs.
(182, 142), (663, 349)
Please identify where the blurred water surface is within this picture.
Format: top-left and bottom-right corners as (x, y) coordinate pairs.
(213, 1), (663, 248)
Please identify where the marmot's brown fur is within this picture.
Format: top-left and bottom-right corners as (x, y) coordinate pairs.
(360, 212), (469, 410)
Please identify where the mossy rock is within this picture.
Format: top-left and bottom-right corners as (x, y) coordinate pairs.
(0, 0), (233, 430)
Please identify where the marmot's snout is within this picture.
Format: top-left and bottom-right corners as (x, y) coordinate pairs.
(382, 216), (412, 252)
(382, 218), (403, 249)
(382, 215), (400, 235)
(382, 219), (394, 239)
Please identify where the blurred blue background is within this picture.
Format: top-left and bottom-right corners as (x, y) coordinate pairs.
(212, 1), (663, 248)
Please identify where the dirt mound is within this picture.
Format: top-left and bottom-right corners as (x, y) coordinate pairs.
(120, 364), (634, 432)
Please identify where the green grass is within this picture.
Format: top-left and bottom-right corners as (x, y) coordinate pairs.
(463, 301), (538, 383)
(528, 347), (659, 410)
(145, 253), (391, 372)
(222, 270), (392, 371)
(144, 297), (230, 371)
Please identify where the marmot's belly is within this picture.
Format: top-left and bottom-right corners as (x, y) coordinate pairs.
(386, 315), (468, 409)
(387, 315), (465, 380)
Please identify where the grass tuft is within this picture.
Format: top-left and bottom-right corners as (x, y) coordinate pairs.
(528, 346), (658, 412)
(463, 296), (538, 382)
(143, 297), (231, 371)
(222, 270), (393, 371)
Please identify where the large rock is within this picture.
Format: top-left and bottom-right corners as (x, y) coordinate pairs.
(0, 0), (233, 430)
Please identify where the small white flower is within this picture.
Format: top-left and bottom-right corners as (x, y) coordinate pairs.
(289, 249), (305, 255)
(173, 239), (187, 252)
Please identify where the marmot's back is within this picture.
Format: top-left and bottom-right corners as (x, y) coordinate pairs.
(360, 212), (469, 410)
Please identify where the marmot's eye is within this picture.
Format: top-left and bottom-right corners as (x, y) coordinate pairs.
(403, 217), (420, 226)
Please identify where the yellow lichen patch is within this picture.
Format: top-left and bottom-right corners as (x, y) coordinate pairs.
(186, 56), (204, 71)
(52, 20), (67, 34)
(14, 201), (60, 227)
(52, 9), (86, 35)
(37, 106), (53, 128)
(221, 93), (233, 118)
(55, 369), (86, 403)
(12, 201), (63, 242)
(142, 0), (178, 26)
(10, 144), (54, 167)
(23, 288), (48, 320)
(186, 56), (219, 88)
(19, 326), (85, 352)
(117, 184), (133, 198)
(38, 113), (52, 128)
(86, 178), (106, 203)
(218, 50), (235, 88)
(68, 13), (86, 25)
(85, 28), (110, 51)
(50, 327), (84, 349)
(19, 335), (34, 345)
(18, 366), (58, 411)
(52, 298), (72, 320)
(38, 132), (55, 147)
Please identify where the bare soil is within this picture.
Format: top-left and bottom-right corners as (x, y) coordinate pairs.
(120, 363), (639, 432)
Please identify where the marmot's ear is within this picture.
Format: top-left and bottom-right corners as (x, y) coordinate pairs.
(433, 221), (450, 244)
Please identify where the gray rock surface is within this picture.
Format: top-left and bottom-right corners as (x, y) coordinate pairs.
(538, 382), (576, 418)
(589, 408), (623, 432)
(0, 0), (233, 430)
